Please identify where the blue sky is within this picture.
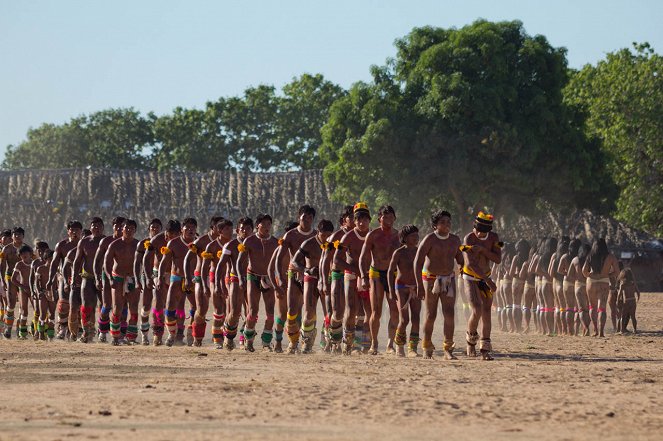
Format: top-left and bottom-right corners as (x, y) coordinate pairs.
(1, 0), (662, 160)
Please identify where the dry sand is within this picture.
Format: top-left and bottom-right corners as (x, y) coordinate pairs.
(1, 293), (662, 441)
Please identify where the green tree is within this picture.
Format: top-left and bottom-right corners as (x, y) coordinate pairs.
(3, 108), (154, 169)
(320, 20), (614, 232)
(565, 43), (663, 236)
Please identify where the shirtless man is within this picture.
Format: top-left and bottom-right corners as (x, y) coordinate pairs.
(557, 239), (580, 336)
(35, 250), (55, 340)
(273, 205), (317, 354)
(320, 206), (354, 352)
(0, 229), (12, 333)
(194, 219), (234, 347)
(133, 218), (162, 345)
(93, 216), (125, 342)
(159, 217), (197, 347)
(414, 210), (463, 359)
(104, 219), (140, 345)
(217, 217), (253, 350)
(582, 237), (619, 337)
(237, 214), (279, 352)
(360, 205), (400, 355)
(71, 218), (105, 342)
(146, 220), (181, 345)
(10, 245), (34, 339)
(1, 227), (26, 338)
(28, 241), (49, 339)
(184, 216), (224, 345)
(460, 212), (502, 360)
(46, 221), (82, 339)
(333, 203), (371, 355)
(289, 219), (334, 353)
(387, 225), (420, 357)
(63, 243), (83, 340)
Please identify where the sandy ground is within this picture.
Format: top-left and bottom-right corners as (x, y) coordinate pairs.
(1, 293), (662, 441)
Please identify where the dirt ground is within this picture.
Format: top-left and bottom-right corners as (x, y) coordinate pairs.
(1, 293), (662, 441)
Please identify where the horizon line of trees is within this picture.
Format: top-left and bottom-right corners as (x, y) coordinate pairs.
(4, 20), (662, 236)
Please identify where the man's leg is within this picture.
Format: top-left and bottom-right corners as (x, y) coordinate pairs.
(465, 279), (481, 357)
(243, 280), (261, 352)
(151, 283), (166, 346)
(223, 280), (240, 350)
(18, 289), (30, 339)
(98, 280), (112, 342)
(2, 283), (16, 339)
(441, 282), (457, 360)
(68, 286), (82, 341)
(394, 287), (411, 357)
(300, 279), (319, 353)
(165, 283), (184, 347)
(421, 279), (438, 359)
(329, 273), (344, 353)
(110, 285), (126, 345)
(409, 291), (421, 357)
(261, 289), (275, 351)
(140, 283), (154, 345)
(342, 275), (358, 355)
(368, 273), (385, 354)
(285, 275), (303, 354)
(55, 283), (70, 339)
(479, 288), (494, 360)
(80, 279), (97, 343)
(192, 284), (210, 347)
(126, 287), (140, 344)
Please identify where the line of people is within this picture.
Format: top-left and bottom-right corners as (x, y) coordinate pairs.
(0, 205), (511, 360)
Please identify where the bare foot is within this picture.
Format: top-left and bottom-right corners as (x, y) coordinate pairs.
(245, 341), (255, 352)
(467, 345), (477, 357)
(480, 350), (494, 361)
(443, 350), (457, 360)
(274, 341), (283, 353)
(396, 345), (405, 357)
(368, 346), (378, 355)
(386, 346), (396, 354)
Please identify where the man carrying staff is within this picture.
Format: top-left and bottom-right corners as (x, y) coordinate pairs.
(333, 203), (371, 355)
(237, 214), (279, 352)
(414, 210), (463, 360)
(133, 218), (162, 345)
(47, 221), (83, 340)
(360, 205), (400, 355)
(93, 216), (125, 342)
(460, 212), (502, 360)
(104, 220), (140, 345)
(159, 217), (197, 347)
(72, 218), (105, 343)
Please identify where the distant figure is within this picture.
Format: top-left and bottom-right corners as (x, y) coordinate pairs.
(582, 238), (619, 337)
(617, 268), (640, 333)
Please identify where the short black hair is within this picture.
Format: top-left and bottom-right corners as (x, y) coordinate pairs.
(112, 216), (126, 226)
(2, 229), (12, 237)
(124, 219), (137, 229)
(284, 221), (298, 232)
(378, 205), (396, 218)
(43, 249), (54, 260)
(399, 224), (419, 244)
(318, 219), (334, 233)
(210, 216), (224, 229)
(354, 211), (371, 221)
(182, 217), (197, 227)
(89, 217), (104, 226)
(256, 214), (273, 225)
(431, 210), (451, 227)
(12, 227), (25, 236)
(150, 218), (162, 227)
(298, 205), (316, 218)
(238, 217), (254, 229)
(18, 244), (32, 255)
(36, 241), (49, 251)
(67, 220), (83, 230)
(83, 229), (92, 237)
(218, 219), (233, 229)
(166, 219), (181, 234)
(339, 205), (354, 226)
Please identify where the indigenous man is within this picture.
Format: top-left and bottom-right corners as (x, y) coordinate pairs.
(35, 250), (55, 340)
(217, 217), (253, 350)
(267, 221), (299, 352)
(133, 218), (162, 345)
(460, 212), (502, 360)
(28, 241), (50, 339)
(47, 221), (82, 339)
(387, 225), (420, 357)
(63, 243), (83, 340)
(145, 220), (181, 345)
(414, 210), (463, 359)
(289, 219), (334, 353)
(10, 245), (34, 339)
(333, 203), (371, 355)
(359, 205), (400, 355)
(159, 217), (197, 346)
(237, 214), (279, 352)
(184, 216), (224, 345)
(93, 216), (125, 342)
(320, 206), (354, 352)
(273, 205), (317, 354)
(72, 217), (106, 342)
(0, 230), (12, 334)
(194, 219), (234, 347)
(1, 227), (26, 338)
(104, 219), (140, 345)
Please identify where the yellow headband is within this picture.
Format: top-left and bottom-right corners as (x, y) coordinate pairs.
(353, 202), (369, 213)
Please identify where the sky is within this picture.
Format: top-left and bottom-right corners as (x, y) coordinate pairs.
(1, 0), (662, 160)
